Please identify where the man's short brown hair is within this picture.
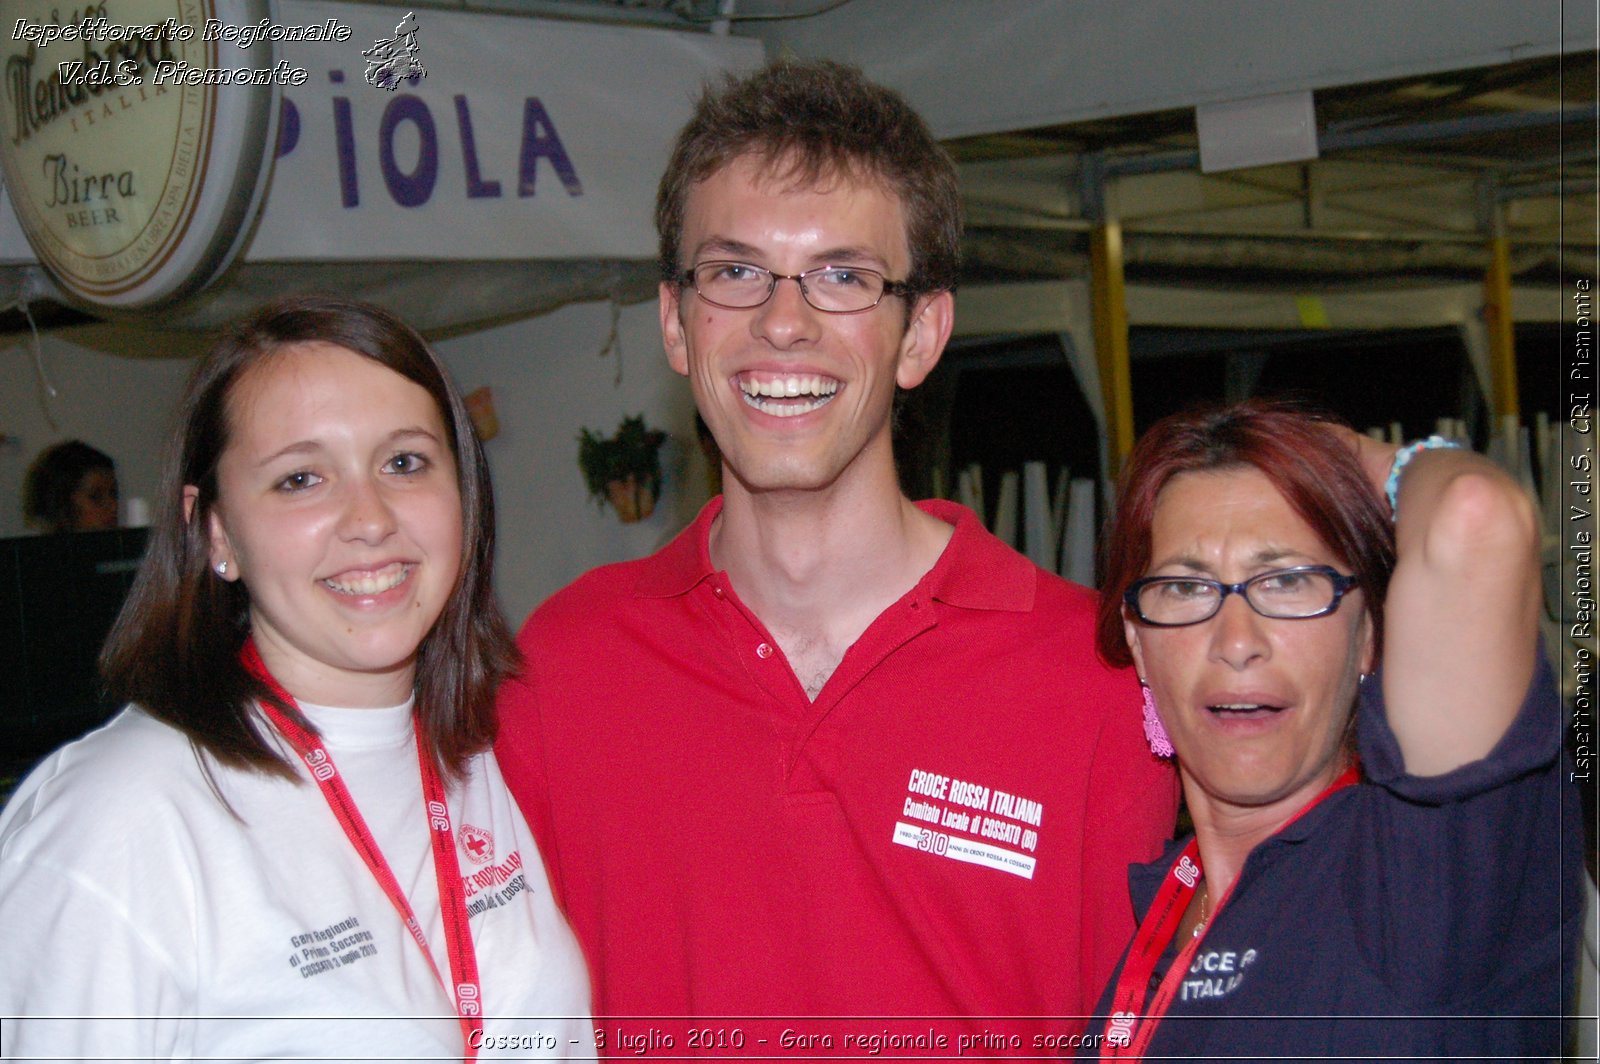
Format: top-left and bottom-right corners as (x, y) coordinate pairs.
(656, 58), (961, 295)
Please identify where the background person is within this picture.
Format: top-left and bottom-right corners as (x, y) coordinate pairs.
(0, 297), (593, 1060)
(496, 58), (1177, 1046)
(1084, 400), (1582, 1059)
(22, 439), (119, 532)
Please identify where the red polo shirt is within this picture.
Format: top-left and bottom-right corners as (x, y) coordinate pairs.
(497, 499), (1176, 1053)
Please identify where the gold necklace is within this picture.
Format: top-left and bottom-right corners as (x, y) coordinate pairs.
(1192, 885), (1209, 939)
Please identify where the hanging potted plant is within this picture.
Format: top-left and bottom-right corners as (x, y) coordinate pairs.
(577, 414), (668, 523)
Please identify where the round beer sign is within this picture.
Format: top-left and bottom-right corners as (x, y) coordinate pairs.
(1, 0), (278, 309)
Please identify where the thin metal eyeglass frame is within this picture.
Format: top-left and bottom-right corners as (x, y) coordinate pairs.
(680, 261), (915, 314)
(1124, 565), (1360, 627)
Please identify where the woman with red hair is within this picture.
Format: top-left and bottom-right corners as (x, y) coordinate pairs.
(1082, 400), (1581, 1059)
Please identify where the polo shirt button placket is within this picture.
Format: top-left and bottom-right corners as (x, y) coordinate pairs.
(756, 642), (774, 659)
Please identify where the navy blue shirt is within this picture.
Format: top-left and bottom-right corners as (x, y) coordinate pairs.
(1081, 660), (1584, 1060)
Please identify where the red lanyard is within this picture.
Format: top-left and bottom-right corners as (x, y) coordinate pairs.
(1100, 764), (1359, 1059)
(243, 640), (483, 1059)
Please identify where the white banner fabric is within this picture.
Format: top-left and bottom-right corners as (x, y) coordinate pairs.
(245, 1), (762, 261)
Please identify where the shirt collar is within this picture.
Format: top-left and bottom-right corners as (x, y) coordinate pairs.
(632, 496), (1037, 613)
(631, 496), (723, 598)
(1128, 790), (1356, 919)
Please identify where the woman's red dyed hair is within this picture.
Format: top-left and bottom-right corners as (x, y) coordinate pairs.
(1097, 400), (1396, 667)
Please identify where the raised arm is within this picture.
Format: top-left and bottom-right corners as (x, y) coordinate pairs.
(1345, 431), (1543, 776)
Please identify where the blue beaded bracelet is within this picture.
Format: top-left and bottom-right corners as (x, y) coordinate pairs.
(1385, 435), (1464, 515)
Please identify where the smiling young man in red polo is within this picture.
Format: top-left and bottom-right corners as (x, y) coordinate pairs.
(495, 58), (1177, 1051)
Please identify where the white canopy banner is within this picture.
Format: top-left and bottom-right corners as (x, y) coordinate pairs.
(244, 0), (762, 261)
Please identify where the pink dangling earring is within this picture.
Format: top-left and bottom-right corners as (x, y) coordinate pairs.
(1141, 682), (1174, 758)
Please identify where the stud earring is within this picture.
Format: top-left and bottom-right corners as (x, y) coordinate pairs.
(215, 561), (228, 576)
(1140, 682), (1175, 758)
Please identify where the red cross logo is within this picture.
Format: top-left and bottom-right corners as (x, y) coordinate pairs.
(459, 824), (493, 865)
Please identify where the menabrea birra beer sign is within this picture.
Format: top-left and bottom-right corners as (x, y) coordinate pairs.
(2, 0), (281, 309)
